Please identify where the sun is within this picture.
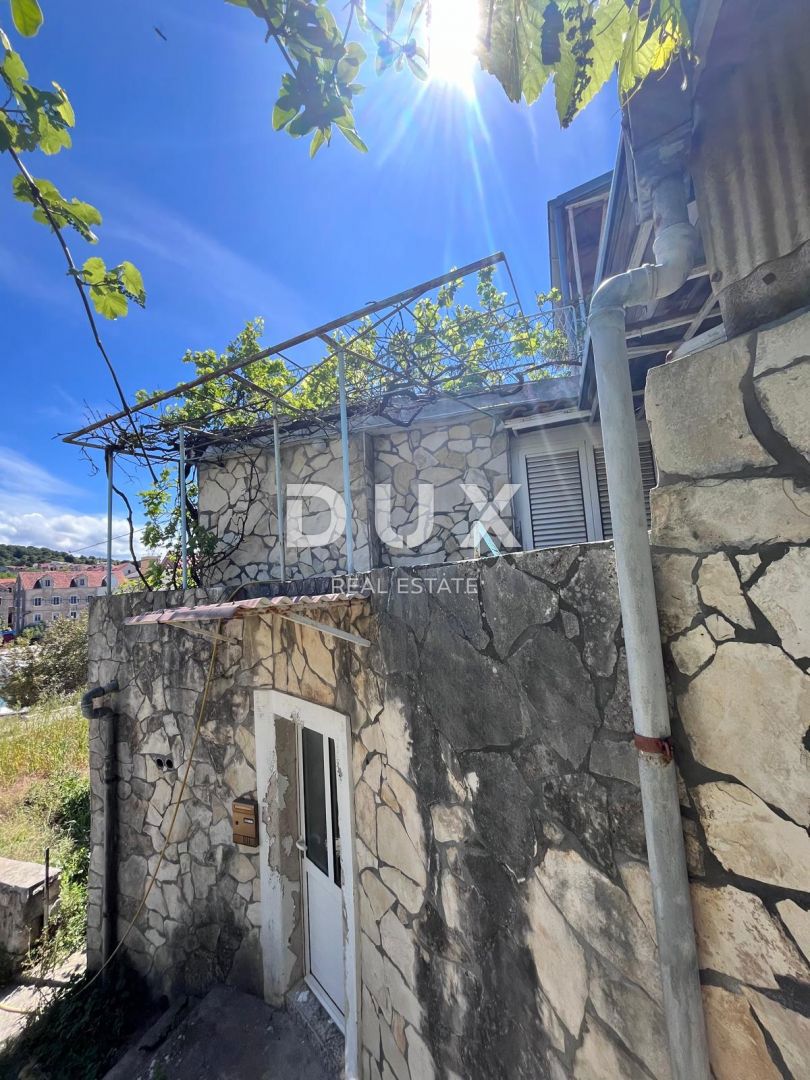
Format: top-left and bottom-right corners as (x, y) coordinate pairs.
(428, 0), (480, 97)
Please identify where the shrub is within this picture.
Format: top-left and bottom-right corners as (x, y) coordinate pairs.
(25, 774), (91, 970)
(0, 614), (88, 708)
(0, 963), (150, 1079)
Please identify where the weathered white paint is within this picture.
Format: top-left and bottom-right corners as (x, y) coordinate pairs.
(255, 689), (361, 1080)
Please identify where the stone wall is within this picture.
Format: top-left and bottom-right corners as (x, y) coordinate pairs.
(372, 416), (514, 567)
(88, 546), (675, 1079)
(646, 305), (810, 1077)
(197, 414), (516, 585)
(197, 432), (376, 587)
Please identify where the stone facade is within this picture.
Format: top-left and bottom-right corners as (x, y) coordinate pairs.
(197, 433), (377, 586)
(646, 304), (810, 1077)
(89, 546), (673, 1079)
(196, 412), (516, 585)
(372, 416), (514, 567)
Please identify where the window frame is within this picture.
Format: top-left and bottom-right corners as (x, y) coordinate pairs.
(511, 418), (652, 551)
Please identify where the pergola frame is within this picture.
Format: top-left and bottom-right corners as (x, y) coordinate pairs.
(62, 252), (580, 592)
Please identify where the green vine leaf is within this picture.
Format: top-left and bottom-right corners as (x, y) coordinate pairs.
(89, 285), (128, 319)
(12, 174), (102, 241)
(10, 0), (43, 37)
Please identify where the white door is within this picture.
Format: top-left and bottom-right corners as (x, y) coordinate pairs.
(298, 725), (346, 1027)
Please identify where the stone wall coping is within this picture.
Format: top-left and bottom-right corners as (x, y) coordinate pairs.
(0, 857), (60, 898)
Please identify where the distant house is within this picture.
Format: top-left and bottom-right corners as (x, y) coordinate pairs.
(9, 559), (157, 633)
(0, 578), (14, 629)
(13, 568), (116, 632)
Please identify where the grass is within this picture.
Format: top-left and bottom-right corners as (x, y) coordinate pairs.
(0, 696), (90, 976)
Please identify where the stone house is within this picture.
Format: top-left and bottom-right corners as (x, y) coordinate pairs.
(85, 3), (809, 1079)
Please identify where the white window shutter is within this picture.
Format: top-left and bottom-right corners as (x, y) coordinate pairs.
(593, 439), (657, 539)
(524, 449), (589, 548)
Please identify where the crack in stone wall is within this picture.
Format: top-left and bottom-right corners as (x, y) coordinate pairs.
(647, 305), (810, 1079)
(88, 546), (674, 1080)
(197, 416), (515, 587)
(87, 310), (810, 1079)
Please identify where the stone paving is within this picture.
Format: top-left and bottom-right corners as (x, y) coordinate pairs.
(103, 984), (336, 1080)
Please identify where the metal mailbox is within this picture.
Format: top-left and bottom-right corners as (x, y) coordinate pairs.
(233, 798), (259, 846)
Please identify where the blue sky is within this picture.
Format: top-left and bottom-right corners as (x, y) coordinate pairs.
(0, 0), (619, 557)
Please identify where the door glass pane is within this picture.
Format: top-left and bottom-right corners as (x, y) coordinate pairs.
(328, 738), (341, 888)
(302, 728), (328, 875)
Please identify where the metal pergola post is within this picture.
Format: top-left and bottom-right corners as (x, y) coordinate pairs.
(273, 410), (286, 581)
(105, 448), (113, 597)
(178, 427), (189, 589)
(337, 347), (354, 575)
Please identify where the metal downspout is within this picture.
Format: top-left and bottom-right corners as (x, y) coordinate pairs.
(82, 681), (119, 982)
(588, 174), (710, 1080)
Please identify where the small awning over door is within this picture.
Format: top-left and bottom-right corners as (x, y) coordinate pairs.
(123, 592), (371, 647)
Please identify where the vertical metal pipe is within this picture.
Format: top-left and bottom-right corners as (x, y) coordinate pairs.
(178, 427), (189, 590)
(105, 449), (113, 597)
(273, 412), (286, 581)
(338, 348), (355, 574)
(588, 174), (709, 1080)
(101, 708), (117, 984)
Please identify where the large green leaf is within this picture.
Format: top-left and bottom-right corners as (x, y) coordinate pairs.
(478, 0), (552, 105)
(618, 9), (681, 96)
(118, 260), (145, 303)
(1, 47), (28, 91)
(89, 285), (128, 320)
(81, 256), (106, 284)
(10, 0), (43, 37)
(555, 0), (630, 127)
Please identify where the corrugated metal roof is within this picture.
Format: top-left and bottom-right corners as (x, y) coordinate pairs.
(694, 0), (810, 289)
(123, 593), (368, 626)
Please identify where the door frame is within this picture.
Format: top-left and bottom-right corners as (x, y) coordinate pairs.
(296, 720), (345, 1028)
(254, 689), (361, 1080)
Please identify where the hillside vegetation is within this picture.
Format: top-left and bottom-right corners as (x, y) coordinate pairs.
(0, 544), (104, 570)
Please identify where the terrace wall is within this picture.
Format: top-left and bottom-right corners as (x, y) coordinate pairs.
(88, 546), (670, 1079)
(196, 413), (517, 585)
(647, 305), (810, 1077)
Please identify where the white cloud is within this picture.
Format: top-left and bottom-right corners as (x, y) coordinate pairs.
(0, 447), (150, 558)
(0, 510), (149, 559)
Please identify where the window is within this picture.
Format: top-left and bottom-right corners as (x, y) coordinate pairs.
(52, 596), (61, 606)
(70, 611), (78, 619)
(85, 596), (92, 604)
(524, 447), (590, 548)
(77, 578), (86, 587)
(33, 597), (42, 607)
(69, 595), (79, 605)
(513, 423), (656, 551)
(41, 578), (51, 587)
(33, 613), (42, 623)
(593, 440), (656, 538)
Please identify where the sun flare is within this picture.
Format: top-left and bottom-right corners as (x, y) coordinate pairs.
(428, 0), (480, 97)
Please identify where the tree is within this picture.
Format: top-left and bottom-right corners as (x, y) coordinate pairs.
(137, 270), (574, 587)
(226, 0), (692, 154)
(1, 1), (145, 319)
(0, 611), (88, 707)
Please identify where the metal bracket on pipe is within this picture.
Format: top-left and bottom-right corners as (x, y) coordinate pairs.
(633, 733), (674, 763)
